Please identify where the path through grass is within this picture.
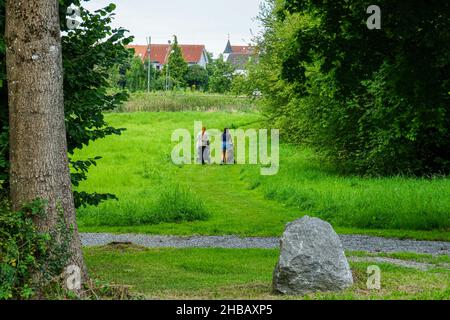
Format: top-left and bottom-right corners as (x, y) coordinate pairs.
(75, 112), (304, 236)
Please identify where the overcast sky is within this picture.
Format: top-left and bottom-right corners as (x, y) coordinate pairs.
(83, 0), (264, 57)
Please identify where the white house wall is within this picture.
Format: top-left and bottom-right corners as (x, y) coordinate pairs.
(197, 50), (209, 68)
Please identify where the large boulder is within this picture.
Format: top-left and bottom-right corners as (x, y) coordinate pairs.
(273, 216), (353, 295)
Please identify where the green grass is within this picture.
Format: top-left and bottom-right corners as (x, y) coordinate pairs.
(81, 184), (209, 226)
(84, 245), (450, 300)
(241, 146), (450, 232)
(119, 91), (256, 113)
(75, 111), (300, 234)
(74, 111), (450, 240)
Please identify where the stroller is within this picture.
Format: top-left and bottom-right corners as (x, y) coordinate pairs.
(197, 145), (210, 164)
(225, 143), (235, 164)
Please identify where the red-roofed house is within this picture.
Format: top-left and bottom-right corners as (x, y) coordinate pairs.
(127, 44), (209, 71)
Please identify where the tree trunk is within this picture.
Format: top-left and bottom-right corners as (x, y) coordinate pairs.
(5, 0), (88, 291)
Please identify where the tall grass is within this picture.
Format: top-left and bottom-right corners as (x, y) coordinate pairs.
(78, 184), (209, 226)
(153, 185), (209, 223)
(118, 91), (256, 113)
(241, 147), (450, 231)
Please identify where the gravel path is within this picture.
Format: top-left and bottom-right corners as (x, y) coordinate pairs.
(81, 233), (450, 256)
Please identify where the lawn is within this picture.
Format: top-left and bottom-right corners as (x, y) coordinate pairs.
(74, 111), (450, 241)
(84, 245), (450, 300)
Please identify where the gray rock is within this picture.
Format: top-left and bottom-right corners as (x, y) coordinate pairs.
(273, 216), (353, 295)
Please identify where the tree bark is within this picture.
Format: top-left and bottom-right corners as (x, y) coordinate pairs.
(5, 0), (88, 290)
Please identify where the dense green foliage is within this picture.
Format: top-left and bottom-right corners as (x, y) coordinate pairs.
(0, 200), (70, 299)
(114, 54), (174, 92)
(251, 0), (450, 175)
(207, 55), (235, 93)
(185, 65), (209, 90)
(125, 56), (146, 92)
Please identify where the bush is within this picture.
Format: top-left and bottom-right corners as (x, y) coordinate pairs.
(0, 200), (70, 300)
(253, 0), (450, 176)
(185, 65), (209, 90)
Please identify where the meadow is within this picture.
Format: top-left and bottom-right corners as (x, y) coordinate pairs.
(74, 106), (450, 240)
(118, 91), (256, 113)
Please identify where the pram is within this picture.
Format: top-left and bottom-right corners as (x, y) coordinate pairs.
(197, 145), (210, 164)
(225, 144), (235, 164)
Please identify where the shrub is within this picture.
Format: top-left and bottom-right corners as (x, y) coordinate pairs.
(185, 65), (209, 90)
(253, 0), (450, 176)
(0, 200), (70, 300)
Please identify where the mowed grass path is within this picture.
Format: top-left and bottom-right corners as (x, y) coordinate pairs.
(76, 112), (450, 240)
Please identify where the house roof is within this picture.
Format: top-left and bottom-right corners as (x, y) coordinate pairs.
(231, 45), (254, 55)
(127, 44), (206, 64)
(128, 45), (148, 59)
(224, 40), (233, 54)
(226, 53), (252, 70)
(181, 45), (207, 64)
(223, 40), (255, 55)
(222, 41), (256, 70)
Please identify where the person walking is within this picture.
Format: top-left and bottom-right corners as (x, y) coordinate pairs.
(221, 128), (233, 165)
(197, 127), (210, 165)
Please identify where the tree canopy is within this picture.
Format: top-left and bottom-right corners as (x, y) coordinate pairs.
(165, 36), (189, 88)
(250, 0), (450, 175)
(0, 1), (133, 207)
